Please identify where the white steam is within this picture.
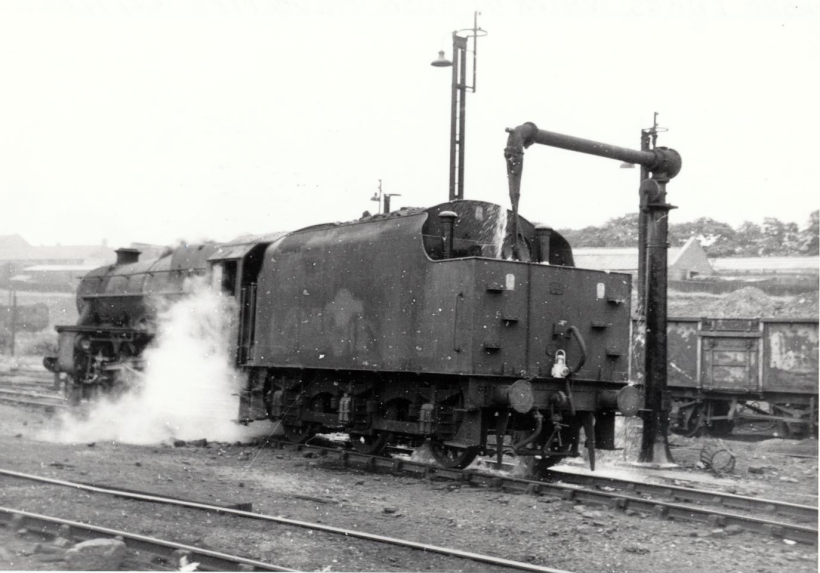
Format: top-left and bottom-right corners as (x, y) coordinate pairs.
(42, 277), (256, 445)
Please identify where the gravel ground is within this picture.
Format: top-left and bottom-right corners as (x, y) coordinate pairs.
(0, 403), (817, 573)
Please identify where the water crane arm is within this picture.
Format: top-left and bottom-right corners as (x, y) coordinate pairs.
(504, 122), (681, 215)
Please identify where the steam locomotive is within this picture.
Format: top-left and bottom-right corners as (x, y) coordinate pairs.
(46, 199), (641, 471)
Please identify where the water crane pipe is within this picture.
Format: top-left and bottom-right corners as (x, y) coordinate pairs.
(502, 121), (682, 466)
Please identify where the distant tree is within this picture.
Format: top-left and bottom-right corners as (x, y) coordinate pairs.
(558, 213), (639, 248)
(734, 221), (764, 256)
(797, 210), (819, 255)
(669, 218), (737, 257)
(559, 212), (817, 257)
(597, 213), (640, 247)
(760, 217), (799, 255)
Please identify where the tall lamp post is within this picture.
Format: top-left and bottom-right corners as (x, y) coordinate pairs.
(431, 12), (487, 202)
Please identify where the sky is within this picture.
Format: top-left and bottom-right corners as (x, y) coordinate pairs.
(1, 0), (818, 248)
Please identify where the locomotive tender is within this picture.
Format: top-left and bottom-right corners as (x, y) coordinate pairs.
(47, 199), (640, 471)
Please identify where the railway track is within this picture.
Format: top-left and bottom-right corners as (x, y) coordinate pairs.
(0, 506), (292, 571)
(0, 369), (54, 383)
(264, 438), (818, 545)
(0, 388), (66, 411)
(0, 468), (573, 573)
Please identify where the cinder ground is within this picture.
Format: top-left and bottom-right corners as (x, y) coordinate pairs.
(0, 401), (816, 573)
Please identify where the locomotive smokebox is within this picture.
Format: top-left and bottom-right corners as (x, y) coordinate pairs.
(115, 248), (141, 265)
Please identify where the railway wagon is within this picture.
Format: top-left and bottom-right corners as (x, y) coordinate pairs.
(46, 199), (640, 471)
(633, 317), (819, 437)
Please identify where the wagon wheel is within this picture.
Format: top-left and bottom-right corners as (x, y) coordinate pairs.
(701, 401), (733, 437)
(776, 420), (809, 439)
(350, 400), (402, 455)
(281, 393), (327, 444)
(430, 441), (479, 469)
(679, 405), (704, 438)
(708, 419), (735, 437)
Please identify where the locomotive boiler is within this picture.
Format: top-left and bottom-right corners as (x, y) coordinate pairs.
(46, 244), (221, 403)
(46, 199), (640, 471)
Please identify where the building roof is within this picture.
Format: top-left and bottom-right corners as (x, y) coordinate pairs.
(0, 234), (30, 250)
(573, 247), (684, 271)
(710, 257), (819, 271)
(0, 241), (115, 263)
(22, 264), (102, 272)
(573, 237), (713, 274)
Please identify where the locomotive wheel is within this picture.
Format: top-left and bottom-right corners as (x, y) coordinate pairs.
(430, 441), (478, 469)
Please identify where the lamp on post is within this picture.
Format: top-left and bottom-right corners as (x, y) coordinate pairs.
(431, 12), (487, 202)
(370, 180), (401, 214)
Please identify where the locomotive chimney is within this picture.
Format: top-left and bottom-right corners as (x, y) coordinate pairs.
(535, 224), (552, 264)
(439, 211), (458, 258)
(115, 248), (141, 265)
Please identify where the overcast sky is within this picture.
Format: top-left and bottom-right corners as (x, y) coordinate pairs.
(1, 0), (818, 248)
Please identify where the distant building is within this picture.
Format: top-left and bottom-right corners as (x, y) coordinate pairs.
(573, 237), (715, 280)
(0, 234), (116, 291)
(709, 257), (819, 275)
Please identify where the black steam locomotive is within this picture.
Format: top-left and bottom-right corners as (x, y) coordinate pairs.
(47, 199), (640, 471)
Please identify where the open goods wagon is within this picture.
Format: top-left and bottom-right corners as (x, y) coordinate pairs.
(638, 317), (819, 438)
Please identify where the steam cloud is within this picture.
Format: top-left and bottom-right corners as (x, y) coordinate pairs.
(42, 277), (264, 445)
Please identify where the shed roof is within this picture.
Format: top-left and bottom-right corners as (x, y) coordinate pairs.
(573, 247), (684, 271)
(710, 257), (819, 271)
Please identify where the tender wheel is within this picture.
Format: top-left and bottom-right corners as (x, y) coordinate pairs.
(282, 422), (316, 444)
(349, 400), (402, 455)
(532, 429), (577, 474)
(281, 393), (326, 444)
(430, 441), (478, 469)
(527, 417), (584, 477)
(350, 432), (388, 455)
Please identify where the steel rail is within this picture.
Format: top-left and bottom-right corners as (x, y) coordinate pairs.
(0, 392), (66, 410)
(547, 470), (818, 523)
(0, 468), (572, 573)
(0, 506), (293, 572)
(0, 388), (62, 401)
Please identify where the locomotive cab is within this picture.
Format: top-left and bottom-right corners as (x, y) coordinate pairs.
(420, 200), (573, 265)
(207, 234), (286, 364)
